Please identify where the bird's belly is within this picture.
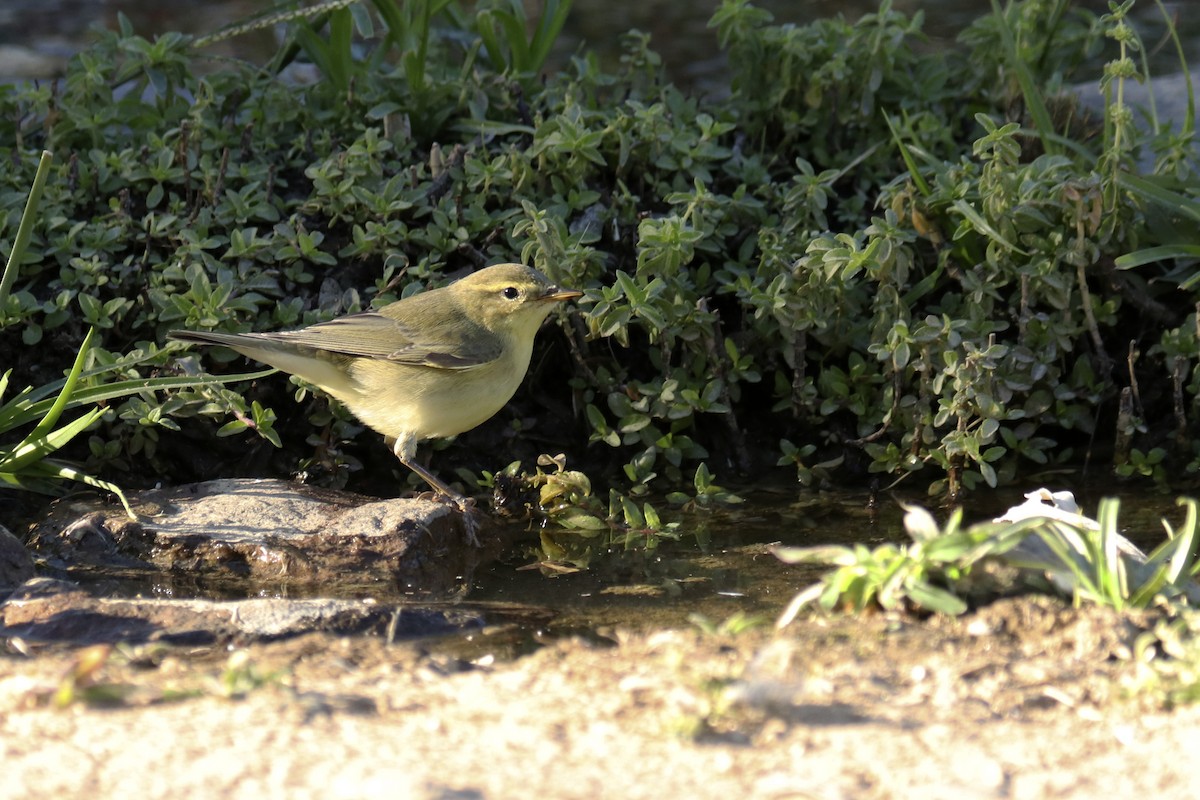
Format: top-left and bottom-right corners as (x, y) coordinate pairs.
(342, 358), (526, 442)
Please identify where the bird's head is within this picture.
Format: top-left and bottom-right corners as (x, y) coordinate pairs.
(451, 263), (582, 338)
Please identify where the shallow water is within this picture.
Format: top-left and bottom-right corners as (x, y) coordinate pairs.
(475, 483), (1194, 631)
(51, 482), (1194, 649)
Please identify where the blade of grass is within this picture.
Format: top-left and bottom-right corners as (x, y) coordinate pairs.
(1126, 563), (1169, 607)
(0, 150), (53, 316)
(2, 459), (135, 517)
(1096, 498), (1126, 607)
(1119, 172), (1200, 223)
(1030, 523), (1103, 602)
(1115, 245), (1200, 270)
(987, 0), (1060, 155)
(0, 408), (105, 473)
(883, 111), (931, 196)
(62, 369), (279, 407)
(25, 326), (96, 444)
(1153, 0), (1194, 136)
(1177, 497), (1200, 578)
(326, 7), (355, 89)
(5, 369), (278, 429)
(951, 199), (1031, 255)
(527, 0), (572, 73)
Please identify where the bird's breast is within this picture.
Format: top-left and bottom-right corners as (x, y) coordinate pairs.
(342, 341), (533, 442)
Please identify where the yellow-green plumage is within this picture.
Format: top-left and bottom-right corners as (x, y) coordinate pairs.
(169, 263), (581, 502)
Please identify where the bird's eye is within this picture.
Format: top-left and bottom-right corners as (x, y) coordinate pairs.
(502, 286), (521, 300)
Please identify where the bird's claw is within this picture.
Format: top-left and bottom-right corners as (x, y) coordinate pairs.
(412, 490), (482, 546)
(453, 495), (482, 547)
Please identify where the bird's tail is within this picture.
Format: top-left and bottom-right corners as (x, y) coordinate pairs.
(168, 329), (357, 399)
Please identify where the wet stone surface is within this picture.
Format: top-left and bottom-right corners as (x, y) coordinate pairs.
(4, 478), (537, 650)
(0, 577), (490, 646)
(24, 478), (513, 596)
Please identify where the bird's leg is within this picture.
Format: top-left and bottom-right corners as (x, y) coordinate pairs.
(392, 435), (481, 546)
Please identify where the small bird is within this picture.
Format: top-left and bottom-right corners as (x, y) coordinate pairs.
(169, 263), (582, 538)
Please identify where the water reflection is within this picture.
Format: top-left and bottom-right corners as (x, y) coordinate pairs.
(36, 482), (1195, 653)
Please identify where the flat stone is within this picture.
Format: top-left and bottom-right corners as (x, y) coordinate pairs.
(0, 577), (486, 645)
(25, 478), (508, 596)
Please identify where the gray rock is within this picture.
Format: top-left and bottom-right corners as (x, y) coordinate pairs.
(25, 478), (509, 596)
(0, 44), (64, 80)
(0, 577), (487, 645)
(1070, 68), (1200, 171)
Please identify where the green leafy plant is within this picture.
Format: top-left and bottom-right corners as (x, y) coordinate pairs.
(1, 151), (274, 512)
(1128, 613), (1200, 708)
(486, 454), (744, 567)
(486, 453), (687, 570)
(773, 505), (1013, 618)
(3, 0), (1199, 534)
(1004, 498), (1200, 611)
(776, 496), (1200, 622)
(0, 153), (132, 511)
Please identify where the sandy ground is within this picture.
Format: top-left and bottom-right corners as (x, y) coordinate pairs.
(4, 594), (1200, 800)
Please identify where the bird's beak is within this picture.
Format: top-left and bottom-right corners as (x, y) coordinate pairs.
(540, 286), (584, 303)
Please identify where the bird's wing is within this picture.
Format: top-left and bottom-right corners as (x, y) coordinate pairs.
(258, 311), (502, 369)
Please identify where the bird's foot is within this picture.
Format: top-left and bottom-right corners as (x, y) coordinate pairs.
(453, 494), (482, 547)
(417, 491), (482, 547)
(398, 456), (483, 546)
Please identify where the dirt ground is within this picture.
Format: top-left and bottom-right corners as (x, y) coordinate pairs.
(3, 593), (1200, 800)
